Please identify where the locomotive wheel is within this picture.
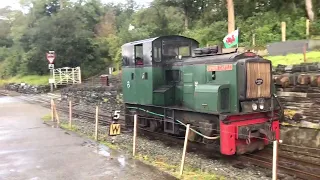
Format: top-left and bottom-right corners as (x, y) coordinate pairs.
(149, 119), (161, 132)
(125, 114), (134, 127)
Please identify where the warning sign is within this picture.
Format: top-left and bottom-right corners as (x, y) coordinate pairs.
(109, 123), (121, 136)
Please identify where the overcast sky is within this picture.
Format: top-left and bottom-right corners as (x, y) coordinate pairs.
(0, 0), (153, 10)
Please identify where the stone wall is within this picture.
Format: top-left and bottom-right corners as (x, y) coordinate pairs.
(4, 83), (50, 94)
(278, 91), (320, 126)
(60, 86), (124, 113)
(281, 126), (320, 148)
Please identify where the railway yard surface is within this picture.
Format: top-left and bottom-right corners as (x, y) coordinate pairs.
(1, 83), (320, 180)
(0, 95), (177, 180)
(0, 88), (319, 180)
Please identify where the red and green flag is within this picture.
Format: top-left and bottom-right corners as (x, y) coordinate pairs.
(223, 28), (239, 48)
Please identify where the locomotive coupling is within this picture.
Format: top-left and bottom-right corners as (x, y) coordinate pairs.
(238, 122), (275, 143)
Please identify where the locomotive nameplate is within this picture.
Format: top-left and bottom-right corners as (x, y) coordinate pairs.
(207, 64), (233, 72)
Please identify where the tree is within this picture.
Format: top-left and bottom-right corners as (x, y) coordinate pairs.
(156, 0), (199, 30)
(227, 0), (235, 33)
(305, 0), (314, 21)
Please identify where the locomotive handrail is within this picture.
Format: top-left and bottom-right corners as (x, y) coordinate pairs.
(273, 93), (284, 121)
(127, 106), (220, 140)
(175, 119), (220, 140)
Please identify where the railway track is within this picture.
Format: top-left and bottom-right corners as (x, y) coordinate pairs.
(133, 126), (320, 180)
(239, 148), (320, 180)
(3, 91), (320, 180)
(15, 94), (128, 128)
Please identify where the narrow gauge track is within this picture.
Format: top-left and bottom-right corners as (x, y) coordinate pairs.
(276, 146), (320, 159)
(7, 92), (320, 180)
(240, 149), (320, 180)
(141, 128), (320, 180)
(120, 114), (320, 180)
(16, 94), (129, 128)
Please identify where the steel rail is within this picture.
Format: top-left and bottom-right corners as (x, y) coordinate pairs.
(16, 95), (128, 127)
(240, 154), (320, 180)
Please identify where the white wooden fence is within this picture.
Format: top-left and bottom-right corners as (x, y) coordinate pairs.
(53, 67), (81, 87)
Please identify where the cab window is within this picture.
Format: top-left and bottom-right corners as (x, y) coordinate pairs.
(162, 40), (191, 61)
(134, 44), (143, 65)
(153, 45), (161, 62)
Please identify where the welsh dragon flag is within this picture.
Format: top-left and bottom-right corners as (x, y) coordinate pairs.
(223, 28), (239, 48)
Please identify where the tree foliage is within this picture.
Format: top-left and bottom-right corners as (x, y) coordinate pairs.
(0, 0), (319, 78)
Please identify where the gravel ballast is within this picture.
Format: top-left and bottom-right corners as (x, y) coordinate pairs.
(49, 101), (295, 180)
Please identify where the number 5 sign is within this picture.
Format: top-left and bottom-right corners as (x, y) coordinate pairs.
(113, 110), (120, 120)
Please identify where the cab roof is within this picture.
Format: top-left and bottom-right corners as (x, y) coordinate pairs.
(121, 35), (199, 47)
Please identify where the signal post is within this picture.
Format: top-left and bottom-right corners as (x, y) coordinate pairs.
(46, 51), (56, 92)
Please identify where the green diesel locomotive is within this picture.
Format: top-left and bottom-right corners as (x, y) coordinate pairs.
(121, 35), (282, 155)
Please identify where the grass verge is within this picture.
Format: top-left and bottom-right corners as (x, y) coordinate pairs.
(266, 51), (320, 66)
(111, 70), (121, 76)
(0, 75), (49, 86)
(41, 114), (52, 121)
(135, 154), (223, 180)
(100, 141), (120, 150)
(60, 122), (78, 132)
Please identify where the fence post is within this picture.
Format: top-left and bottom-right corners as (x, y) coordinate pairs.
(72, 68), (75, 84)
(303, 43), (307, 62)
(179, 124), (190, 177)
(53, 100), (60, 125)
(306, 19), (310, 38)
(69, 100), (72, 128)
(281, 22), (286, 42)
(78, 67), (82, 84)
(51, 98), (54, 121)
(272, 140), (278, 180)
(252, 33), (256, 47)
(133, 114), (138, 157)
(95, 105), (99, 141)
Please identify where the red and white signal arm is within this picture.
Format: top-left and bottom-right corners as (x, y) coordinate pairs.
(46, 51), (56, 64)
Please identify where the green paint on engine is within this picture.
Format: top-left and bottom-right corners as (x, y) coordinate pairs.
(121, 35), (276, 115)
(122, 67), (154, 105)
(122, 62), (240, 114)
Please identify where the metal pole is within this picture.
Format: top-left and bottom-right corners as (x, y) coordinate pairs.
(180, 124), (190, 177)
(272, 140), (278, 180)
(50, 69), (53, 92)
(95, 105), (99, 141)
(69, 100), (72, 128)
(51, 98), (54, 121)
(133, 114), (138, 157)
